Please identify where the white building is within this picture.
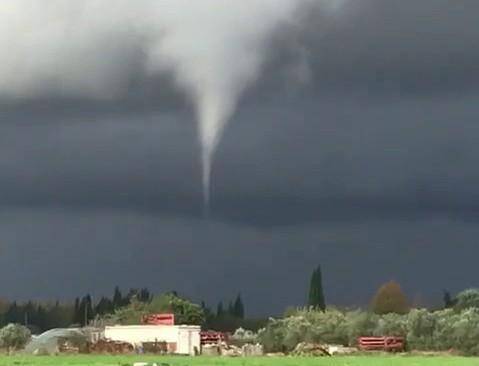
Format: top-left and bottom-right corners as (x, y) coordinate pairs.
(104, 325), (201, 355)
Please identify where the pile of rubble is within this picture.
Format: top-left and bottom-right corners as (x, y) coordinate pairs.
(326, 344), (358, 355)
(201, 342), (264, 357)
(290, 342), (358, 357)
(291, 342), (331, 357)
(87, 339), (134, 354)
(141, 341), (168, 354)
(242, 343), (264, 356)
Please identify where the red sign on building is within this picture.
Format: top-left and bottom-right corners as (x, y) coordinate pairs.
(142, 313), (175, 325)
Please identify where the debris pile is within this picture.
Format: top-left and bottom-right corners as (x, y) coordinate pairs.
(141, 341), (168, 354)
(219, 342), (242, 357)
(201, 342), (263, 357)
(201, 344), (220, 356)
(291, 342), (331, 357)
(241, 343), (264, 356)
(58, 340), (81, 354)
(326, 344), (358, 355)
(87, 339), (133, 354)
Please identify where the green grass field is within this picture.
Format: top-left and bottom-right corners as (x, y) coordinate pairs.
(0, 356), (476, 366)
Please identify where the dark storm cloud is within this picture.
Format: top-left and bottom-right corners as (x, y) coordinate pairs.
(0, 1), (479, 311)
(1, 0), (478, 224)
(0, 209), (478, 314)
(258, 0), (479, 97)
(213, 94), (479, 225)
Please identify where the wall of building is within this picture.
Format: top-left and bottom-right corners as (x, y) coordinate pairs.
(104, 325), (201, 355)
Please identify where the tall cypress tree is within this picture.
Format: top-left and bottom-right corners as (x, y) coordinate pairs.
(233, 294), (245, 319)
(73, 298), (81, 325)
(113, 286), (123, 309)
(216, 302), (224, 317)
(443, 290), (456, 309)
(308, 265), (326, 311)
(227, 301), (234, 316)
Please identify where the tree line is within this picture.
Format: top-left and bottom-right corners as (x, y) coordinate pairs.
(0, 286), (151, 333)
(1, 262), (457, 335)
(306, 263), (467, 314)
(0, 287), (252, 334)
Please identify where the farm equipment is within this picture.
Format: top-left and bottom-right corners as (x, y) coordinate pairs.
(358, 336), (405, 352)
(200, 331), (228, 345)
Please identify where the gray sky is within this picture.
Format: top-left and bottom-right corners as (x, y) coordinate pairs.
(1, 0), (479, 315)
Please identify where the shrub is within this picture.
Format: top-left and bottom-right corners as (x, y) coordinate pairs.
(101, 293), (205, 326)
(406, 308), (437, 350)
(146, 293), (205, 325)
(345, 310), (378, 344)
(258, 307), (479, 355)
(373, 313), (407, 337)
(0, 324), (31, 350)
(303, 308), (348, 345)
(230, 327), (258, 346)
(454, 289), (479, 311)
(257, 317), (290, 352)
(449, 308), (479, 355)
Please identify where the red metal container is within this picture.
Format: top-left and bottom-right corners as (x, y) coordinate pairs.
(200, 331), (227, 345)
(358, 336), (405, 352)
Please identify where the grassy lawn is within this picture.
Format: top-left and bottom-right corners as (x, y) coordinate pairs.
(0, 356), (476, 366)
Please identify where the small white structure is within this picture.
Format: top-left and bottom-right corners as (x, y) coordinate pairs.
(104, 325), (201, 355)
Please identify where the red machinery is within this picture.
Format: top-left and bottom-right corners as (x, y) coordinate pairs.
(358, 336), (405, 352)
(142, 313), (175, 325)
(200, 331), (228, 345)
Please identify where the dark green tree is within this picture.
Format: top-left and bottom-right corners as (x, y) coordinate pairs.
(233, 294), (245, 319)
(139, 288), (151, 303)
(308, 265), (326, 311)
(216, 302), (224, 317)
(35, 305), (47, 331)
(5, 302), (20, 324)
(113, 286), (123, 309)
(78, 295), (94, 326)
(23, 302), (35, 327)
(443, 290), (457, 309)
(73, 298), (81, 325)
(227, 301), (234, 316)
(95, 297), (114, 316)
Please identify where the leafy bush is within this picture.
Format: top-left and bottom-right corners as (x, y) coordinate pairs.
(454, 289), (479, 311)
(231, 327), (257, 343)
(146, 293), (205, 325)
(344, 310), (378, 344)
(101, 293), (205, 326)
(373, 313), (407, 337)
(0, 323), (31, 350)
(406, 308), (437, 350)
(303, 308), (348, 345)
(259, 309), (349, 352)
(258, 306), (479, 355)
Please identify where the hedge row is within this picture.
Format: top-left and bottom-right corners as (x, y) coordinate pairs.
(258, 307), (479, 355)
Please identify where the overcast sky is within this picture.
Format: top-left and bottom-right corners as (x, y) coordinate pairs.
(1, 0), (479, 315)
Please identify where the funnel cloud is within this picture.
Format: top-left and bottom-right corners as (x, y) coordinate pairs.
(0, 0), (324, 207)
